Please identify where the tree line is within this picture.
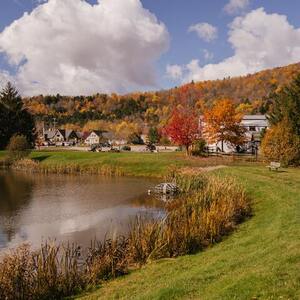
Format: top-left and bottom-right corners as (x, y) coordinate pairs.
(0, 83), (35, 149)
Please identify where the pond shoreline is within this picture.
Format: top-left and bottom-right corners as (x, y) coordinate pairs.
(0, 169), (251, 300)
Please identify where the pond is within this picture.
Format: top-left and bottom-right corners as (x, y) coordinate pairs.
(0, 171), (164, 252)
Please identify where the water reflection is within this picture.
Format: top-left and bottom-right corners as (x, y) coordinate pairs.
(0, 172), (34, 247)
(0, 171), (163, 251)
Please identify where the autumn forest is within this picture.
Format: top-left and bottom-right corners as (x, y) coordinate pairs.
(23, 62), (300, 133)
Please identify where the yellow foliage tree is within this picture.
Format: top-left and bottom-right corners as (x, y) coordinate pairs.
(261, 120), (300, 166)
(203, 99), (246, 152)
(82, 120), (111, 132)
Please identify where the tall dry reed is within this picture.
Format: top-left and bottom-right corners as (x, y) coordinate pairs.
(9, 158), (124, 176)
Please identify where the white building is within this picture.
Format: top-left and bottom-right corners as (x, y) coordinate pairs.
(202, 115), (269, 153)
(84, 131), (104, 146)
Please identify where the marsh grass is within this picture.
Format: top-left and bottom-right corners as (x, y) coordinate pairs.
(9, 158), (124, 176)
(0, 173), (250, 299)
(38, 163), (124, 176)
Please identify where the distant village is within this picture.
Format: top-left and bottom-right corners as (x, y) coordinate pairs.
(38, 115), (268, 154)
(40, 128), (133, 149)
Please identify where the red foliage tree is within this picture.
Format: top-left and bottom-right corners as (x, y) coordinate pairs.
(164, 107), (199, 155)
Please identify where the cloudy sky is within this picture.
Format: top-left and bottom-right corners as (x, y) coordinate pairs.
(0, 0), (300, 96)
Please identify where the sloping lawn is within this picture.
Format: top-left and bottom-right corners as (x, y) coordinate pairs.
(30, 151), (193, 177)
(76, 166), (300, 299)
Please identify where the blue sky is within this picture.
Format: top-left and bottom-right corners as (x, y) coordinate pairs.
(0, 0), (300, 95)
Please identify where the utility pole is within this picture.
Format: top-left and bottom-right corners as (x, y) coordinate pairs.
(53, 118), (57, 131)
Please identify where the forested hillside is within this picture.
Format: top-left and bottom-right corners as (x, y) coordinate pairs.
(23, 62), (300, 132)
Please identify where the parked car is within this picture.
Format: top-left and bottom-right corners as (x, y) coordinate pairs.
(109, 148), (120, 153)
(146, 143), (156, 152)
(121, 145), (131, 151)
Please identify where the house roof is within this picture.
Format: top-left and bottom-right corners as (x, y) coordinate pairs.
(242, 115), (268, 127)
(242, 115), (268, 120)
(44, 129), (78, 140)
(65, 130), (77, 139)
(44, 129), (56, 139)
(85, 130), (107, 139)
(57, 129), (66, 137)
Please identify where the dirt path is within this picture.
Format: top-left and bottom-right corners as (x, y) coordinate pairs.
(180, 165), (227, 175)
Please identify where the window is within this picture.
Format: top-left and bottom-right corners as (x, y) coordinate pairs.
(249, 126), (256, 131)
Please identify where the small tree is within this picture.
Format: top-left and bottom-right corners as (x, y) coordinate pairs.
(192, 138), (207, 156)
(203, 99), (246, 152)
(7, 135), (31, 161)
(261, 120), (300, 166)
(148, 127), (161, 144)
(164, 107), (199, 155)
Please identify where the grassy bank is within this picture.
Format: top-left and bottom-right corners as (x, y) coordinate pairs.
(77, 166), (300, 300)
(0, 150), (233, 177)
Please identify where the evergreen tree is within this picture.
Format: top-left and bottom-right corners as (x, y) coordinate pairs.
(0, 82), (35, 149)
(148, 127), (160, 144)
(269, 74), (300, 135)
(0, 102), (11, 149)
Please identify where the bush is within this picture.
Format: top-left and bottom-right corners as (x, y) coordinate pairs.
(191, 139), (207, 156)
(261, 120), (300, 166)
(7, 135), (31, 161)
(194, 139), (206, 152)
(11, 158), (39, 171)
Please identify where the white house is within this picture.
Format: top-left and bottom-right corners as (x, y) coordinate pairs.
(43, 129), (79, 145)
(85, 131), (104, 145)
(201, 115), (269, 153)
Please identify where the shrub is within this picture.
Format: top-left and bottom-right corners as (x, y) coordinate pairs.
(191, 149), (203, 157)
(261, 120), (300, 166)
(11, 158), (39, 171)
(193, 139), (206, 153)
(7, 135), (31, 161)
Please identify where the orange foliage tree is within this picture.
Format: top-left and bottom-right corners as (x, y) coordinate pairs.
(203, 99), (246, 152)
(164, 107), (199, 155)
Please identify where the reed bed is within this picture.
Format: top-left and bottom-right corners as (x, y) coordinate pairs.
(10, 158), (124, 176)
(0, 173), (251, 299)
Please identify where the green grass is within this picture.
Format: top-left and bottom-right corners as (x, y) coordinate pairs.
(30, 151), (193, 177)
(76, 166), (300, 299)
(0, 151), (6, 159)
(1, 150), (232, 177)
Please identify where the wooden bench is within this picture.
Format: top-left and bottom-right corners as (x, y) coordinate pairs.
(268, 162), (281, 171)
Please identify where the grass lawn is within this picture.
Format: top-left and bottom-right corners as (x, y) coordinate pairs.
(30, 151), (191, 177)
(1, 150), (233, 177)
(76, 165), (300, 299)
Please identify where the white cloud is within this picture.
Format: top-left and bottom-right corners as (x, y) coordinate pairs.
(188, 22), (218, 42)
(170, 8), (300, 83)
(0, 70), (14, 88)
(166, 64), (183, 80)
(224, 0), (250, 15)
(0, 0), (169, 96)
(203, 49), (214, 61)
